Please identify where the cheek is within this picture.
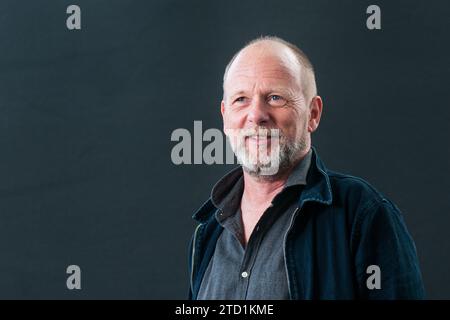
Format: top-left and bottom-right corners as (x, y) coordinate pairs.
(275, 110), (303, 136)
(278, 113), (309, 143)
(223, 109), (245, 129)
(222, 110), (232, 128)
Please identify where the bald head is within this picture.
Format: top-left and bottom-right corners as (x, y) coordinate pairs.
(223, 36), (317, 103)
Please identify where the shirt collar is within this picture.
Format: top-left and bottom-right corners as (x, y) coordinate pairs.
(210, 148), (313, 215)
(193, 146), (333, 223)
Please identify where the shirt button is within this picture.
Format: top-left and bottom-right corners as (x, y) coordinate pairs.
(241, 271), (249, 278)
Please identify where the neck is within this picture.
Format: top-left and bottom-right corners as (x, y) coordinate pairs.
(241, 148), (310, 204)
(242, 169), (289, 204)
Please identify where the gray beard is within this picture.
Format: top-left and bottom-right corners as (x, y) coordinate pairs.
(236, 134), (307, 180)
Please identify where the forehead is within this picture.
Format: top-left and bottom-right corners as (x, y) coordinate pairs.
(224, 44), (302, 94)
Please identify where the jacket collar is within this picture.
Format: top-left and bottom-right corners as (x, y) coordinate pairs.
(296, 146), (333, 209)
(192, 146), (333, 223)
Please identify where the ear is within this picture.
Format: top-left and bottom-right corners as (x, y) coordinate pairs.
(221, 100), (228, 135)
(308, 96), (323, 133)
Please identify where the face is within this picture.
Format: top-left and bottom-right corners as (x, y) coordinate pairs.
(221, 43), (320, 177)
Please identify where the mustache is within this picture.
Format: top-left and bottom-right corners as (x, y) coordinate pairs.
(236, 127), (282, 138)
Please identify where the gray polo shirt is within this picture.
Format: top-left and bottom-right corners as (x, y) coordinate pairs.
(197, 149), (312, 300)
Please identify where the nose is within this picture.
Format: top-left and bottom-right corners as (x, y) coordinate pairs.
(247, 96), (270, 126)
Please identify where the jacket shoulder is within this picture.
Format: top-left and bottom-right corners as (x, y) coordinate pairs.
(327, 170), (388, 202)
(325, 170), (400, 217)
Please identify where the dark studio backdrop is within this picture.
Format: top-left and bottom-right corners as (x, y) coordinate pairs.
(0, 0), (449, 299)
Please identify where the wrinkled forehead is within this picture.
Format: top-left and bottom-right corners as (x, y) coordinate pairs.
(224, 44), (302, 94)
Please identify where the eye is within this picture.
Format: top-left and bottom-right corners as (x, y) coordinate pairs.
(232, 96), (248, 105)
(268, 95), (287, 107)
(270, 95), (282, 101)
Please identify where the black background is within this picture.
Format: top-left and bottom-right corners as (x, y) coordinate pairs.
(0, 0), (448, 299)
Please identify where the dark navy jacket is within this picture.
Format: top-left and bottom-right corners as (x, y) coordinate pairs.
(188, 147), (425, 299)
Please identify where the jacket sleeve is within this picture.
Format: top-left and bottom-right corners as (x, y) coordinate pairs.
(352, 198), (425, 299)
(187, 232), (194, 300)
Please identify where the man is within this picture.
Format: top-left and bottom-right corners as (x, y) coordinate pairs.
(188, 36), (425, 299)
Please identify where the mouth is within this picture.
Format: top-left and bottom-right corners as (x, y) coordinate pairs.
(246, 135), (272, 147)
